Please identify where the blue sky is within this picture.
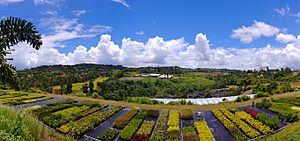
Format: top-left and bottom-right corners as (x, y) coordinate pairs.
(2, 0), (300, 70)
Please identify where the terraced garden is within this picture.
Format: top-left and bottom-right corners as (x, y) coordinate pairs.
(1, 90), (300, 141)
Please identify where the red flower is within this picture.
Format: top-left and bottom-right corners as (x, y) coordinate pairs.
(245, 109), (258, 117)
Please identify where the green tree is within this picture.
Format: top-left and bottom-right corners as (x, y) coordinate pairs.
(89, 80), (94, 94)
(66, 81), (72, 94)
(82, 83), (89, 95)
(0, 17), (42, 90)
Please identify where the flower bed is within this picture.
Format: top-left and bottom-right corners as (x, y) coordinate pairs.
(235, 111), (272, 135)
(32, 99), (76, 115)
(0, 93), (26, 99)
(182, 126), (198, 141)
(194, 120), (215, 141)
(98, 128), (119, 141)
(245, 109), (258, 117)
(150, 111), (168, 141)
(212, 109), (246, 141)
(120, 110), (148, 141)
(113, 109), (138, 129)
(0, 95), (46, 105)
(131, 120), (155, 141)
(22, 97), (53, 104)
(255, 113), (280, 129)
(58, 106), (123, 137)
(220, 108), (260, 139)
(167, 110), (180, 141)
(268, 103), (298, 122)
(43, 105), (91, 128)
(179, 109), (194, 120)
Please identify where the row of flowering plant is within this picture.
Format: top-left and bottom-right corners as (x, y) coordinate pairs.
(167, 110), (180, 141)
(235, 111), (272, 135)
(150, 110), (168, 141)
(58, 106), (123, 137)
(194, 120), (215, 141)
(98, 128), (119, 141)
(245, 109), (258, 117)
(131, 120), (155, 141)
(220, 108), (260, 139)
(119, 110), (148, 141)
(113, 109), (138, 129)
(212, 109), (246, 141)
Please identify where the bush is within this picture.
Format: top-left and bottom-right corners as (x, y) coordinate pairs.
(147, 110), (160, 118)
(98, 128), (118, 141)
(235, 95), (250, 102)
(113, 109), (138, 129)
(256, 113), (280, 129)
(182, 126), (198, 141)
(256, 101), (272, 109)
(180, 109), (194, 120)
(254, 92), (270, 98)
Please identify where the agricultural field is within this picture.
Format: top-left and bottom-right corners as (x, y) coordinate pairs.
(1, 90), (300, 141)
(52, 77), (108, 91)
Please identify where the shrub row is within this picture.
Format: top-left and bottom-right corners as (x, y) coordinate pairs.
(255, 113), (280, 129)
(22, 97), (53, 104)
(212, 109), (246, 141)
(167, 110), (180, 141)
(113, 109), (138, 129)
(0, 95), (46, 105)
(180, 109), (194, 120)
(220, 108), (260, 138)
(182, 126), (198, 141)
(257, 101), (298, 122)
(98, 128), (119, 141)
(120, 110), (148, 141)
(194, 120), (215, 141)
(235, 111), (272, 135)
(58, 106), (123, 137)
(132, 120), (155, 141)
(43, 105), (91, 128)
(150, 111), (169, 141)
(0, 93), (26, 99)
(32, 99), (77, 116)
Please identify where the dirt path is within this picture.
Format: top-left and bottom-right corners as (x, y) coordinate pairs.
(35, 91), (300, 111)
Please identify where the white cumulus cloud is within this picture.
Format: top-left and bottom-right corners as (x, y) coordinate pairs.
(231, 21), (280, 43)
(8, 33), (300, 70)
(111, 0), (131, 9)
(276, 33), (297, 43)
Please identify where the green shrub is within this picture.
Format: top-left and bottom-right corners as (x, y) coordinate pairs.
(256, 113), (280, 129)
(255, 92), (270, 98)
(147, 110), (160, 118)
(120, 110), (148, 141)
(151, 111), (168, 141)
(98, 128), (118, 141)
(113, 109), (138, 129)
(180, 109), (194, 120)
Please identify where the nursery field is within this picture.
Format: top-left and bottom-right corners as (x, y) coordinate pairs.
(1, 90), (300, 141)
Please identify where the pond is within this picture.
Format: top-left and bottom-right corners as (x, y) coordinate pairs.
(151, 94), (256, 105)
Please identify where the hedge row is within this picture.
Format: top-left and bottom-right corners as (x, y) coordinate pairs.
(113, 109), (138, 129)
(119, 110), (148, 141)
(167, 110), (180, 141)
(150, 111), (169, 141)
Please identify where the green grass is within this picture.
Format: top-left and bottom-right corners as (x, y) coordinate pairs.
(52, 77), (108, 91)
(261, 120), (300, 141)
(0, 105), (74, 141)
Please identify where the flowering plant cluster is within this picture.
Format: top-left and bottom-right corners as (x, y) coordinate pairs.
(194, 120), (215, 141)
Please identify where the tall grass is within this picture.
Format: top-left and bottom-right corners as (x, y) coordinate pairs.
(0, 105), (73, 141)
